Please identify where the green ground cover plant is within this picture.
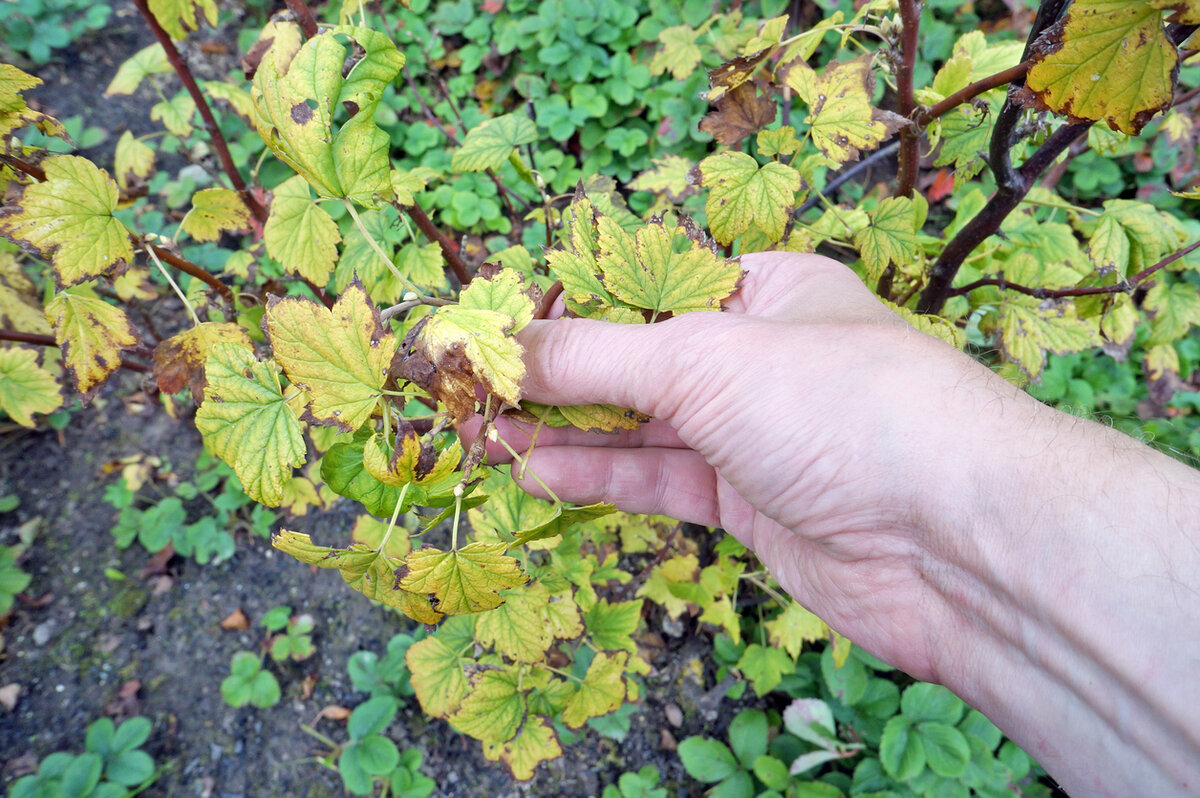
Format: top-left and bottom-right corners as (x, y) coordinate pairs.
(0, 0), (1198, 790)
(8, 716), (158, 798)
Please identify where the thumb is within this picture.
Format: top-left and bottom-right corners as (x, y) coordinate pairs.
(516, 313), (723, 417)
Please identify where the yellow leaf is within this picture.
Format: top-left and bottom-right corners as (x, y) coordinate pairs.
(637, 554), (700, 619)
(272, 530), (442, 624)
(0, 155), (133, 287)
(406, 636), (469, 718)
(351, 514), (411, 560)
(0, 252), (51, 335)
(475, 583), (555, 663)
(1145, 281), (1200, 345)
(0, 347), (62, 427)
(481, 716), (561, 781)
(195, 343), (306, 506)
(400, 542), (527, 614)
(148, 0), (217, 39)
(883, 301), (967, 350)
(44, 288), (137, 398)
(265, 281), (394, 431)
(1026, 0), (1177, 134)
(557, 403), (649, 433)
(992, 300), (1101, 379)
(450, 668), (526, 743)
(153, 322), (253, 402)
(202, 81), (255, 124)
(458, 265), (538, 334)
(1144, 343), (1180, 380)
(854, 196), (918, 281)
(597, 217), (745, 313)
(150, 93), (196, 137)
(561, 651), (628, 728)
(264, 175), (342, 285)
(105, 44), (172, 95)
(181, 188), (252, 242)
(278, 475), (322, 516)
(361, 430), (462, 489)
(628, 155), (697, 203)
(650, 25), (703, 80)
(766, 602), (829, 660)
(785, 56), (905, 164)
(699, 151), (803, 245)
(1, 64), (66, 139)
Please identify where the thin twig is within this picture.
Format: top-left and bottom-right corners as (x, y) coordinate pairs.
(917, 62), (1031, 126)
(130, 0), (267, 224)
(0, 329), (153, 373)
(284, 0), (319, 37)
(379, 295), (455, 321)
(952, 239), (1200, 299)
(139, 238), (235, 305)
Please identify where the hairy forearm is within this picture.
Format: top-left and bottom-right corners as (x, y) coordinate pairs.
(923, 391), (1200, 795)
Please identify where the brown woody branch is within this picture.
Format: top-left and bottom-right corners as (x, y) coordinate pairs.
(0, 329), (152, 373)
(951, 239), (1200, 300)
(894, 0), (922, 199)
(404, 203), (471, 285)
(916, 62), (1032, 126)
(139, 238), (235, 305)
(284, 0), (320, 38)
(130, 0), (267, 224)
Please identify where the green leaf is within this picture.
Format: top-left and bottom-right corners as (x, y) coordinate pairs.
(395, 242), (446, 291)
(0, 347), (62, 427)
(855, 196), (918, 281)
(194, 342), (306, 507)
(753, 755), (791, 791)
(1026, 0), (1177, 134)
(265, 281), (394, 431)
(147, 0), (217, 39)
(677, 737), (740, 783)
(452, 113), (537, 172)
(406, 636), (469, 718)
(150, 93), (195, 137)
(399, 542), (527, 614)
(348, 695), (398, 739)
(322, 431), (406, 516)
(699, 151), (802, 245)
(181, 188), (251, 242)
(0, 155), (132, 287)
(728, 709), (768, 767)
(596, 218), (745, 314)
(449, 668), (525, 743)
(736, 644), (794, 697)
(879, 716), (925, 781)
(264, 174), (342, 285)
(901, 682), (964, 725)
(105, 44), (172, 95)
(916, 722), (970, 778)
(782, 698), (837, 747)
(784, 56), (905, 164)
(510, 502), (618, 546)
(44, 287), (138, 399)
(583, 598), (642, 652)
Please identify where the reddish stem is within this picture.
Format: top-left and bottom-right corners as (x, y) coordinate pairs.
(404, 204), (471, 285)
(894, 0), (922, 198)
(917, 62), (1031, 127)
(0, 329), (152, 373)
(130, 0), (268, 224)
(142, 239), (235, 305)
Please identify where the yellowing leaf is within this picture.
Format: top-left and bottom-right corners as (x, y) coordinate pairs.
(452, 113), (537, 172)
(597, 218), (745, 314)
(265, 281), (394, 431)
(44, 288), (137, 398)
(351, 514), (411, 560)
(458, 265), (539, 334)
(699, 151), (802, 245)
(1088, 213), (1132, 273)
(150, 93), (195, 137)
(561, 651), (628, 728)
(399, 542), (527, 614)
(785, 57), (905, 164)
(147, 0), (217, 39)
(0, 253), (51, 335)
(322, 430), (410, 516)
(277, 475), (322, 516)
(450, 668), (525, 743)
(0, 155), (132, 287)
(0, 347), (62, 427)
(406, 307), (524, 420)
(757, 125), (804, 157)
(766, 602), (829, 660)
(628, 155), (697, 203)
(153, 322), (253, 402)
(202, 80), (255, 124)
(181, 188), (251, 242)
(266, 174), (343, 283)
(1145, 343), (1180, 380)
(272, 530), (442, 623)
(395, 242), (446, 291)
(1025, 0), (1177, 134)
(545, 196), (618, 313)
(113, 132), (155, 191)
(105, 44), (172, 95)
(510, 503), (618, 547)
(993, 300), (1101, 379)
(361, 430), (462, 493)
(855, 196), (918, 281)
(650, 25), (703, 80)
(557, 403), (649, 433)
(1145, 281), (1200, 345)
(1, 64), (65, 139)
(407, 636), (469, 718)
(391, 167), (438, 206)
(111, 267), (156, 302)
(883, 301), (967, 350)
(252, 27), (404, 205)
(195, 342), (305, 505)
(475, 584), (554, 663)
(637, 554), (700, 619)
(583, 598), (642, 653)
(481, 716), (561, 781)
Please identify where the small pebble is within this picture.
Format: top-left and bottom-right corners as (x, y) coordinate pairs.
(32, 621), (54, 646)
(665, 703), (683, 728)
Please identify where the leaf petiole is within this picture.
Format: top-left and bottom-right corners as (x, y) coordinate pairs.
(145, 240), (201, 327)
(489, 428), (561, 505)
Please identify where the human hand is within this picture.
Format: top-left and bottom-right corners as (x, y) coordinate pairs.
(482, 251), (1037, 683)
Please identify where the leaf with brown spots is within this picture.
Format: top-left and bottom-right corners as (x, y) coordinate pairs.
(154, 322), (253, 402)
(44, 286), (138, 400)
(698, 82), (778, 147)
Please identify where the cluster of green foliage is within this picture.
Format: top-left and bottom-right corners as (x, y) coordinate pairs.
(0, 0), (1197, 789)
(0, 0), (111, 65)
(8, 716), (157, 798)
(220, 604), (317, 708)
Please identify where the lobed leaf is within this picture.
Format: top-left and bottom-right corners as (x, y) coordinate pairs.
(399, 542), (527, 614)
(0, 347), (62, 428)
(147, 0), (217, 40)
(785, 56), (905, 164)
(452, 113), (537, 172)
(481, 715), (561, 781)
(561, 651), (628, 728)
(406, 636), (469, 718)
(699, 151), (802, 246)
(181, 188), (251, 242)
(44, 288), (138, 399)
(264, 174), (342, 284)
(153, 322), (253, 402)
(449, 668), (525, 743)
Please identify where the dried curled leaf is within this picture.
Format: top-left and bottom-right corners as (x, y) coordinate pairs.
(698, 82), (777, 146)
